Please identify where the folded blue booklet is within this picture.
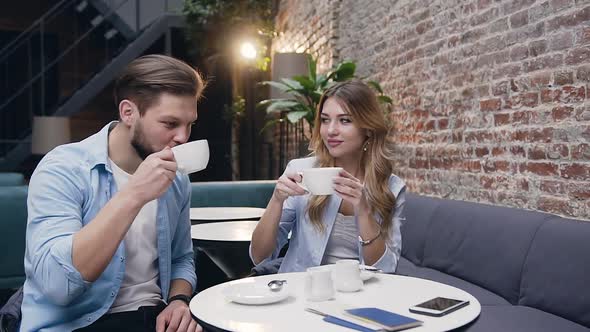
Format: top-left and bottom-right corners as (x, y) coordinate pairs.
(345, 308), (423, 331)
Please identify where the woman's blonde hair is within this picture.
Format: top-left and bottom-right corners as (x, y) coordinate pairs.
(307, 80), (397, 238)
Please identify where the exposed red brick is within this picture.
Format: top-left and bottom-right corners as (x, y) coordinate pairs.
(572, 143), (590, 160)
(483, 160), (511, 173)
(559, 86), (586, 103)
(541, 89), (562, 102)
(540, 180), (568, 194)
(553, 71), (574, 85)
(537, 196), (574, 215)
(568, 183), (590, 200)
(561, 163), (590, 180)
(438, 118), (449, 130)
(528, 146), (546, 160)
(523, 162), (559, 176)
(479, 98), (502, 111)
(494, 113), (510, 126)
(510, 146), (527, 157)
(565, 47), (590, 65)
(475, 147), (490, 157)
(551, 105), (574, 121)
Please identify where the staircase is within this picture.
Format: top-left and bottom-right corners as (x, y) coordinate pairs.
(0, 0), (185, 171)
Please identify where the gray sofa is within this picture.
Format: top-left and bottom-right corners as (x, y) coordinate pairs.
(398, 193), (590, 332)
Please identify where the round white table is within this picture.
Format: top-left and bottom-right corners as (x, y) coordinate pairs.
(191, 220), (258, 244)
(190, 207), (265, 223)
(190, 273), (481, 332)
(191, 220), (259, 279)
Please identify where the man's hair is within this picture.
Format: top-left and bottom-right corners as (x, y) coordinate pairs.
(114, 54), (205, 114)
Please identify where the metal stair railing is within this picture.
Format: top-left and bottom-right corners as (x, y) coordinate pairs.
(0, 0), (181, 167)
(0, 0), (135, 158)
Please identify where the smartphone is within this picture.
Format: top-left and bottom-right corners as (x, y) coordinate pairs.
(409, 297), (470, 317)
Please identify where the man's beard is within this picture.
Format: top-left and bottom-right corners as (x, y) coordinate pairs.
(130, 121), (154, 160)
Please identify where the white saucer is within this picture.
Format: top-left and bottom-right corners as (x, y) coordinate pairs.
(223, 282), (290, 305)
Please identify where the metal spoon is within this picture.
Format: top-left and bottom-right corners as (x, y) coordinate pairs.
(267, 279), (287, 292)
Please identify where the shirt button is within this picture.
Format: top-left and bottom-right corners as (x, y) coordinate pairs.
(86, 317), (92, 322)
(120, 257), (124, 262)
(111, 291), (116, 297)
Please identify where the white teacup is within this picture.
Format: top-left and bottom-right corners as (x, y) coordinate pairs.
(332, 259), (363, 292)
(171, 139), (209, 174)
(297, 167), (343, 195)
(304, 266), (334, 302)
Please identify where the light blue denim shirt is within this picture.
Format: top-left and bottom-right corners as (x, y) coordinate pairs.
(251, 157), (407, 273)
(20, 122), (196, 332)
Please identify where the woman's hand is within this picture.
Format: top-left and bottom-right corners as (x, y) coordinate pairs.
(333, 170), (366, 208)
(272, 172), (307, 202)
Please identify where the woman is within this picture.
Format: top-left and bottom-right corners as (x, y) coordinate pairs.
(250, 80), (406, 273)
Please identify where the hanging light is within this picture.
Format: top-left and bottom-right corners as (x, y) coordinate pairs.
(240, 41), (257, 60)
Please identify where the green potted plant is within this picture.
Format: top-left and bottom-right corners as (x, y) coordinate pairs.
(257, 54), (393, 138)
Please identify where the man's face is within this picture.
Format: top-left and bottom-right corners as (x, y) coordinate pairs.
(130, 93), (198, 159)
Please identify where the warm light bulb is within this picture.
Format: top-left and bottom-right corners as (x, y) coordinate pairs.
(240, 42), (257, 59)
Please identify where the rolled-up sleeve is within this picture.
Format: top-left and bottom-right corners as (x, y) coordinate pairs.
(170, 180), (197, 292)
(363, 181), (407, 273)
(26, 158), (91, 305)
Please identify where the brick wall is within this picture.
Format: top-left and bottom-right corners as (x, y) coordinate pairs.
(274, 0), (590, 220)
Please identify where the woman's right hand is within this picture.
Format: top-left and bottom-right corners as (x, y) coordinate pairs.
(273, 172), (307, 202)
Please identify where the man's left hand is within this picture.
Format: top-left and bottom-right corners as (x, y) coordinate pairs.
(156, 300), (202, 332)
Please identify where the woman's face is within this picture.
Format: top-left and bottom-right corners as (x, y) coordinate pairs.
(319, 97), (367, 160)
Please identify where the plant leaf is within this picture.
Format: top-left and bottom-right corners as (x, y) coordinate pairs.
(285, 110), (309, 123)
(267, 100), (302, 113)
(281, 78), (304, 91)
(256, 98), (294, 111)
(377, 95), (393, 104)
(259, 81), (292, 92)
(259, 118), (281, 134)
(292, 75), (315, 91)
(366, 80), (383, 94)
(328, 61), (356, 81)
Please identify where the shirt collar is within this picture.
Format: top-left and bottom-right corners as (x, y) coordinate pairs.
(87, 121), (118, 171)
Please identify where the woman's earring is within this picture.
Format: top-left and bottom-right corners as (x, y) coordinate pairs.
(363, 141), (370, 152)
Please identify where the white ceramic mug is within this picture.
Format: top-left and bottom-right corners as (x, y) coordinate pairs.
(332, 259), (363, 292)
(297, 167), (343, 195)
(304, 266), (334, 301)
(171, 139), (209, 174)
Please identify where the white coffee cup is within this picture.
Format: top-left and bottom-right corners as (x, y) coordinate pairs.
(171, 139), (209, 174)
(297, 167), (343, 195)
(332, 259), (363, 292)
(304, 266), (334, 301)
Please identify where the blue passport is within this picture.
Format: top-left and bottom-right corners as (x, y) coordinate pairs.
(345, 307), (423, 331)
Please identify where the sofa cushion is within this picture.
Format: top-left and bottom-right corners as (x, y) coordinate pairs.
(519, 216), (590, 328)
(459, 305), (590, 332)
(0, 186), (28, 289)
(420, 199), (549, 304)
(190, 180), (275, 208)
(396, 257), (510, 306)
(401, 193), (441, 265)
(0, 173), (24, 186)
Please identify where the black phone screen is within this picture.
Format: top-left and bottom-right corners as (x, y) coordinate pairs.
(415, 297), (464, 311)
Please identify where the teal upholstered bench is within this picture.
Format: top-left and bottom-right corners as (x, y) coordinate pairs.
(0, 186), (28, 290)
(190, 180), (276, 208)
(0, 173), (25, 186)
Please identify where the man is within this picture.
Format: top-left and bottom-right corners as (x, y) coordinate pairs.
(20, 55), (205, 332)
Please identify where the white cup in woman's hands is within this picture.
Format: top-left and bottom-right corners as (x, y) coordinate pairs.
(296, 167), (343, 195)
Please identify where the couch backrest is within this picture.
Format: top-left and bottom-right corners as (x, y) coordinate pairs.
(402, 193), (550, 304)
(0, 172), (25, 186)
(190, 180), (276, 208)
(0, 186), (28, 289)
(519, 216), (590, 328)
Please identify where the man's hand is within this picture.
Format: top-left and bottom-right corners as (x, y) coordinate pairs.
(125, 147), (177, 204)
(156, 300), (202, 332)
